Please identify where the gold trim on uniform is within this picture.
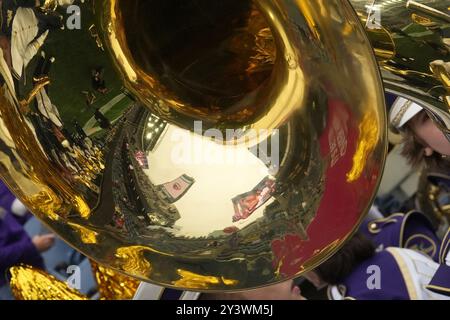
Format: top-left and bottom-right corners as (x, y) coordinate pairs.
(439, 228), (450, 264)
(404, 234), (437, 259)
(426, 284), (450, 294)
(391, 100), (414, 128)
(399, 211), (420, 248)
(386, 247), (419, 300)
(367, 212), (404, 235)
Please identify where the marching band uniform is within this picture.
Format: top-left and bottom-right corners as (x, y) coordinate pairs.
(11, 7), (48, 79)
(32, 53), (64, 127)
(328, 247), (450, 300)
(35, 87), (63, 127)
(387, 79), (450, 298)
(427, 228), (450, 297)
(0, 0), (37, 37)
(1, 0), (63, 80)
(360, 211), (440, 262)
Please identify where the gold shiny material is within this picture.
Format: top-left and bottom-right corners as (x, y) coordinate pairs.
(0, 0), (387, 290)
(173, 270), (239, 290)
(90, 261), (140, 300)
(9, 265), (88, 300)
(68, 222), (99, 244)
(114, 246), (153, 276)
(416, 170), (450, 227)
(407, 1), (450, 23)
(347, 111), (380, 182)
(351, 0), (450, 132)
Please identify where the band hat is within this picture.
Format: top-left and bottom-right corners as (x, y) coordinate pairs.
(389, 97), (423, 130)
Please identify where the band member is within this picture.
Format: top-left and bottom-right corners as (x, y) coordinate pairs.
(33, 52), (63, 127)
(390, 98), (450, 296)
(0, 1), (39, 37)
(94, 108), (111, 130)
(1, 0), (62, 82)
(82, 90), (96, 106)
(304, 233), (450, 300)
(91, 67), (108, 94)
(0, 0), (40, 75)
(10, 9), (48, 80)
(72, 120), (87, 141)
(390, 97), (450, 169)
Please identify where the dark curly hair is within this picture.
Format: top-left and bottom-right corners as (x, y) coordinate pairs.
(315, 233), (375, 285)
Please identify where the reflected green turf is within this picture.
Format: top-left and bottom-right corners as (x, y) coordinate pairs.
(22, 4), (132, 132)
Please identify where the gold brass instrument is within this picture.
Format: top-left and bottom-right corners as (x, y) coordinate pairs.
(416, 169), (450, 227)
(0, 0), (387, 290)
(90, 260), (140, 300)
(350, 0), (450, 134)
(10, 263), (138, 300)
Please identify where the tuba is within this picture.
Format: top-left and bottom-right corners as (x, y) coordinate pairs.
(0, 0), (387, 290)
(351, 0), (450, 135)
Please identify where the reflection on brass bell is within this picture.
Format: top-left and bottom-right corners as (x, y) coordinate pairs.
(0, 0), (387, 290)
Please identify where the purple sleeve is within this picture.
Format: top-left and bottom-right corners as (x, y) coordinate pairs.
(427, 264), (450, 297)
(11, 212), (33, 226)
(0, 192), (15, 214)
(402, 212), (441, 262)
(0, 183), (30, 224)
(0, 236), (43, 271)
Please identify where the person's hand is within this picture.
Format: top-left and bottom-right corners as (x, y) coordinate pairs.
(32, 234), (55, 252)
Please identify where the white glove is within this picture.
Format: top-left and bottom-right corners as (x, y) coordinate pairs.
(11, 198), (28, 217)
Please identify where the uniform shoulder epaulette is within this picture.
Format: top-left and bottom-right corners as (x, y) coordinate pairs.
(365, 211), (438, 260)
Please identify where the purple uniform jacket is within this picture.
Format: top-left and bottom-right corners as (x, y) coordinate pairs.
(328, 247), (449, 300)
(328, 250), (411, 300)
(427, 227), (450, 297)
(0, 183), (44, 286)
(359, 211), (440, 262)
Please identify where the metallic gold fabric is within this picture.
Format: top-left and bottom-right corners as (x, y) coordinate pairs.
(9, 265), (88, 300)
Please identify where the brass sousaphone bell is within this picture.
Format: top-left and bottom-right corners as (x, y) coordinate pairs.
(0, 0), (387, 290)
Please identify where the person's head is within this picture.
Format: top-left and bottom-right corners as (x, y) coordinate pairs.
(304, 233), (375, 287)
(201, 279), (304, 300)
(390, 97), (450, 168)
